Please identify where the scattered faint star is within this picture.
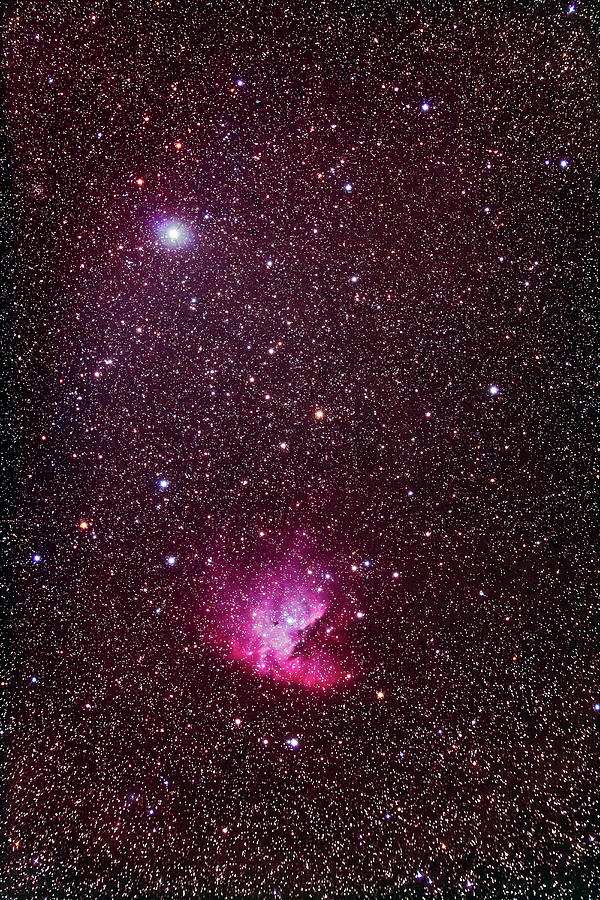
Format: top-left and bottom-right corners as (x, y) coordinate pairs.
(7, 9), (595, 898)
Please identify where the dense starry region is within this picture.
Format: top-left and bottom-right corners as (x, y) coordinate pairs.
(2, 2), (600, 898)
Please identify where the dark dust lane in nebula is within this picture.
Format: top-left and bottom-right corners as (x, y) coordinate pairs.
(4, 2), (600, 898)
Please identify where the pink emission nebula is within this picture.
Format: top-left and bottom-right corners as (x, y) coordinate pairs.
(209, 570), (353, 689)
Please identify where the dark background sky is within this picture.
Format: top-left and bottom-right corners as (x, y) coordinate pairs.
(2, 2), (599, 897)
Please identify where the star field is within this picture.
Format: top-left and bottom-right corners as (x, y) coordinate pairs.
(3, 2), (600, 898)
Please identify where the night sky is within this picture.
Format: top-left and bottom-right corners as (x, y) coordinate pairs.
(3, 2), (600, 898)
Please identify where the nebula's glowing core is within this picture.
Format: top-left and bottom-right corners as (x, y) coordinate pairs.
(212, 573), (350, 689)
